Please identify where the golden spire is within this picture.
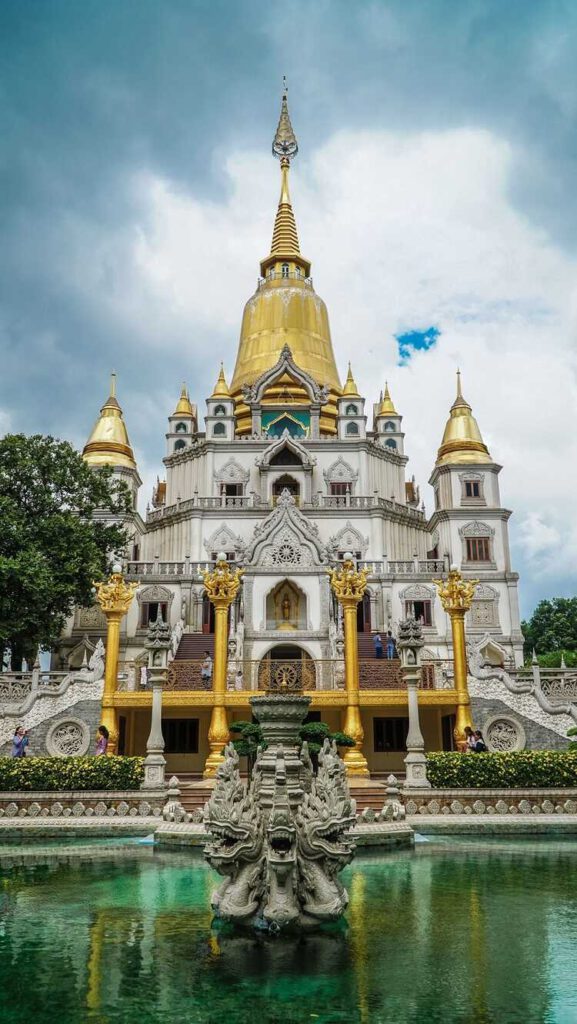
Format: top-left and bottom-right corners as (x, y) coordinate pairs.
(342, 363), (361, 397)
(83, 373), (136, 470)
(211, 363), (231, 398)
(436, 370), (491, 465)
(378, 382), (398, 416)
(173, 382), (194, 417)
(261, 82), (308, 274)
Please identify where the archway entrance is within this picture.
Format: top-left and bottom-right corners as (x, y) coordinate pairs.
(357, 592), (371, 633)
(258, 644), (315, 691)
(272, 474), (300, 506)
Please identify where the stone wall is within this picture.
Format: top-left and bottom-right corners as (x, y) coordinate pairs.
(403, 787), (577, 816)
(0, 699), (102, 757)
(471, 696), (568, 751)
(0, 789), (165, 820)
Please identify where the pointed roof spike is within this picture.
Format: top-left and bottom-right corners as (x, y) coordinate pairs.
(83, 373), (136, 470)
(211, 363), (231, 399)
(173, 381), (194, 417)
(272, 79), (298, 163)
(532, 649), (538, 665)
(342, 362), (361, 398)
(436, 369), (491, 466)
(378, 381), (398, 417)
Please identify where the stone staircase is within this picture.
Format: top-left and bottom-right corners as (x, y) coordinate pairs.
(174, 634), (214, 660)
(175, 774), (391, 815)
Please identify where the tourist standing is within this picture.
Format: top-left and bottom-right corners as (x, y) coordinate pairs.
(385, 631), (396, 659)
(464, 726), (477, 752)
(201, 651), (213, 684)
(11, 727), (29, 758)
(373, 633), (383, 659)
(95, 725), (109, 755)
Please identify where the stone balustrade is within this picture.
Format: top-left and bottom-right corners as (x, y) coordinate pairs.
(145, 493), (426, 525)
(402, 787), (577, 816)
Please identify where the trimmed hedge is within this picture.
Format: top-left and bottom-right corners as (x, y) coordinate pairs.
(0, 756), (144, 792)
(427, 751), (577, 789)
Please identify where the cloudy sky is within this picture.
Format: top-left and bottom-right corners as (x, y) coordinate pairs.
(2, 0), (576, 617)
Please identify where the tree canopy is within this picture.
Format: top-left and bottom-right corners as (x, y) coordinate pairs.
(521, 597), (577, 657)
(0, 434), (132, 666)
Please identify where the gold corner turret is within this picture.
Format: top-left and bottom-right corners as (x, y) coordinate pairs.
(211, 364), (231, 399)
(230, 84), (341, 434)
(173, 383), (194, 417)
(436, 370), (491, 466)
(378, 382), (398, 417)
(342, 363), (361, 398)
(83, 373), (136, 470)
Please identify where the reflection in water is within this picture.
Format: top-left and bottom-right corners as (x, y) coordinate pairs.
(0, 841), (577, 1023)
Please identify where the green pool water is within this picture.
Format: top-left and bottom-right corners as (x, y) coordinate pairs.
(1, 837), (577, 1024)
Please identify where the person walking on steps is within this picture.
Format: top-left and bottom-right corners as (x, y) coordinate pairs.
(373, 634), (383, 659)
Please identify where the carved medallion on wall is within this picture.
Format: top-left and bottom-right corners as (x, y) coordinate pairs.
(484, 715), (526, 752)
(45, 718), (91, 757)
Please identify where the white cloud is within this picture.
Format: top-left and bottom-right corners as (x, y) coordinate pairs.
(118, 126), (577, 608)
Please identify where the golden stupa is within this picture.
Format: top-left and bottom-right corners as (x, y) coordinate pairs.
(230, 85), (341, 434)
(436, 371), (491, 465)
(82, 373), (136, 470)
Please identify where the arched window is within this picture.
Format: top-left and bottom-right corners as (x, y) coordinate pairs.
(345, 404), (358, 416)
(346, 422), (359, 436)
(384, 421), (396, 432)
(281, 262), (290, 278)
(214, 404), (227, 416)
(175, 422), (188, 433)
(385, 438), (397, 449)
(174, 439), (186, 451)
(213, 422), (226, 437)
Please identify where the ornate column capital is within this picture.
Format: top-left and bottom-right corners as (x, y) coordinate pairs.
(93, 567), (138, 617)
(433, 567), (478, 614)
(328, 556), (369, 606)
(202, 556), (244, 608)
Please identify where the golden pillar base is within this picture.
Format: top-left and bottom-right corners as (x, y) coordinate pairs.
(100, 706), (118, 756)
(342, 704), (369, 777)
(203, 705), (230, 777)
(454, 701), (473, 751)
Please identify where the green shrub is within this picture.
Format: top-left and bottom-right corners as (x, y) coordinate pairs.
(427, 751), (577, 789)
(0, 756), (144, 792)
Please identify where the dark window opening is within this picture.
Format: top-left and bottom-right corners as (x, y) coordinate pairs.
(345, 404), (358, 416)
(385, 438), (397, 449)
(213, 422), (226, 436)
(330, 482), (349, 496)
(404, 600), (432, 626)
(223, 483), (243, 497)
(465, 480), (481, 498)
(373, 717), (409, 753)
(214, 404), (227, 416)
(162, 718), (199, 754)
(117, 716), (127, 756)
(466, 537), (491, 561)
(140, 602), (168, 627)
(175, 422), (188, 433)
(384, 421), (396, 432)
(346, 422), (359, 436)
(174, 439), (186, 451)
(270, 447), (302, 467)
(442, 714), (456, 751)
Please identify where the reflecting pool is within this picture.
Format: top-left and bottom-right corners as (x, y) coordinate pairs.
(1, 837), (577, 1024)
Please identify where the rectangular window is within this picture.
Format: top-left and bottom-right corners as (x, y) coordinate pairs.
(441, 714), (456, 751)
(465, 537), (491, 561)
(224, 483), (243, 497)
(140, 602), (168, 627)
(373, 717), (409, 753)
(404, 600), (432, 626)
(464, 480), (481, 498)
(162, 718), (199, 754)
(330, 482), (349, 496)
(210, 551), (235, 561)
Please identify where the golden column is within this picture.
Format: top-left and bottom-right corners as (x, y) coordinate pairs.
(328, 554), (370, 777)
(201, 553), (244, 778)
(93, 564), (138, 755)
(433, 566), (478, 748)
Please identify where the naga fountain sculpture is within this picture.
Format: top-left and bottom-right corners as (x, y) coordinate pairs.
(203, 693), (357, 931)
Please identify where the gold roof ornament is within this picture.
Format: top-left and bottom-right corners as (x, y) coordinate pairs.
(82, 373), (137, 470)
(342, 363), (361, 398)
(378, 382), (398, 417)
(230, 83), (341, 432)
(211, 364), (231, 399)
(173, 383), (194, 417)
(436, 370), (491, 466)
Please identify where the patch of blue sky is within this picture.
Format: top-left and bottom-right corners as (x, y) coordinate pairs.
(396, 326), (440, 365)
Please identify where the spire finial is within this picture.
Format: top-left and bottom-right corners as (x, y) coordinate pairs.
(272, 80), (298, 164)
(110, 371), (116, 398)
(342, 362), (361, 397)
(456, 368), (462, 398)
(211, 363), (231, 399)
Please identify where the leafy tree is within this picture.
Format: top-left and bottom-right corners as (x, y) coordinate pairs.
(0, 434), (131, 668)
(521, 598), (577, 658)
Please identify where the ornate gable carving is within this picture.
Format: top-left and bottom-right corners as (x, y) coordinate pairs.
(204, 524), (247, 559)
(242, 344), (329, 405)
(245, 489), (326, 567)
(399, 583), (435, 601)
(256, 429), (315, 469)
(325, 521), (368, 559)
(474, 584), (499, 601)
(213, 458), (250, 485)
(137, 584), (174, 606)
(323, 456), (358, 486)
(459, 521), (495, 537)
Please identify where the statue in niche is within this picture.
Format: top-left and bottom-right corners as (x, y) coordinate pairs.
(282, 595), (291, 621)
